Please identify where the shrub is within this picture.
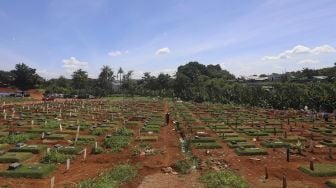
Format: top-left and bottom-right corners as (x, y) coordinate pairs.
(114, 127), (133, 136)
(174, 159), (192, 174)
(41, 150), (72, 164)
(199, 170), (249, 188)
(104, 136), (131, 152)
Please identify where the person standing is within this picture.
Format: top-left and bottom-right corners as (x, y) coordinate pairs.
(165, 112), (170, 126)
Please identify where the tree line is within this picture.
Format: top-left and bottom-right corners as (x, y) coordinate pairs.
(1, 62), (335, 111)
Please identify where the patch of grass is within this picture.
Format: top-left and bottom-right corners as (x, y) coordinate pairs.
(199, 170), (249, 188)
(299, 163), (336, 177)
(55, 146), (84, 155)
(0, 163), (55, 178)
(174, 159), (192, 174)
(0, 152), (33, 163)
(0, 133), (37, 144)
(137, 135), (158, 141)
(235, 147), (268, 156)
(78, 164), (138, 188)
(194, 142), (222, 149)
(261, 140), (289, 148)
(191, 137), (216, 143)
(114, 127), (133, 136)
(9, 145), (47, 154)
(227, 142), (255, 148)
(45, 134), (70, 140)
(104, 136), (131, 152)
(41, 150), (73, 164)
(90, 128), (108, 136)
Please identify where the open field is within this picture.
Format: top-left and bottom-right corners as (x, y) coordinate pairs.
(0, 98), (335, 187)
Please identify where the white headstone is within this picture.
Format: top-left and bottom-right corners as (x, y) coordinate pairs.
(66, 159), (70, 170)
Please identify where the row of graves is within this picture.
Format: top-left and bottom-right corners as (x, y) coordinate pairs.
(0, 98), (166, 182)
(172, 101), (336, 187)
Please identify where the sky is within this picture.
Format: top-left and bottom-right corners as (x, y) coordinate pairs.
(0, 0), (336, 79)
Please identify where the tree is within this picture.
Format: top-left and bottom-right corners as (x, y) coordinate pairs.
(97, 65), (114, 95)
(11, 63), (44, 90)
(117, 67), (124, 92)
(71, 69), (88, 90)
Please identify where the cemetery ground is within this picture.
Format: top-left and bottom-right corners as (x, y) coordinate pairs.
(0, 97), (335, 187)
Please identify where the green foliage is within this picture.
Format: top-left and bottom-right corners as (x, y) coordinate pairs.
(103, 136), (131, 152)
(41, 150), (72, 164)
(299, 163), (336, 177)
(174, 159), (192, 174)
(235, 147), (268, 156)
(78, 164), (138, 188)
(0, 164), (55, 178)
(11, 63), (44, 90)
(9, 145), (47, 154)
(0, 134), (36, 144)
(114, 127), (133, 136)
(0, 152), (33, 163)
(199, 170), (249, 188)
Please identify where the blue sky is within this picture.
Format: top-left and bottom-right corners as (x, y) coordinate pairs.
(0, 0), (336, 79)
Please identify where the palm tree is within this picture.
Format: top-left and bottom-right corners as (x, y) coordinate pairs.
(98, 65), (114, 94)
(117, 67), (124, 91)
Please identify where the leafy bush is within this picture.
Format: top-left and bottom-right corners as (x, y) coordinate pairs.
(104, 136), (131, 152)
(199, 170), (249, 188)
(0, 134), (36, 144)
(41, 150), (72, 164)
(174, 159), (192, 174)
(114, 127), (133, 136)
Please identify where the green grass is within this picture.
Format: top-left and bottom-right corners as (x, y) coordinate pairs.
(0, 152), (33, 163)
(299, 163), (336, 177)
(45, 134), (70, 140)
(55, 146), (84, 155)
(0, 163), (55, 178)
(191, 137), (217, 143)
(261, 140), (289, 148)
(194, 142), (222, 149)
(41, 150), (73, 164)
(9, 145), (47, 154)
(137, 135), (158, 141)
(0, 134), (37, 144)
(104, 136), (131, 152)
(223, 137), (246, 142)
(235, 147), (268, 156)
(199, 170), (249, 188)
(78, 164), (138, 188)
(227, 142), (255, 148)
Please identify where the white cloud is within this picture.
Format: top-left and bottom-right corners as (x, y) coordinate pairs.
(262, 44), (336, 61)
(62, 57), (88, 73)
(297, 59), (320, 65)
(108, 50), (129, 57)
(156, 47), (171, 55)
